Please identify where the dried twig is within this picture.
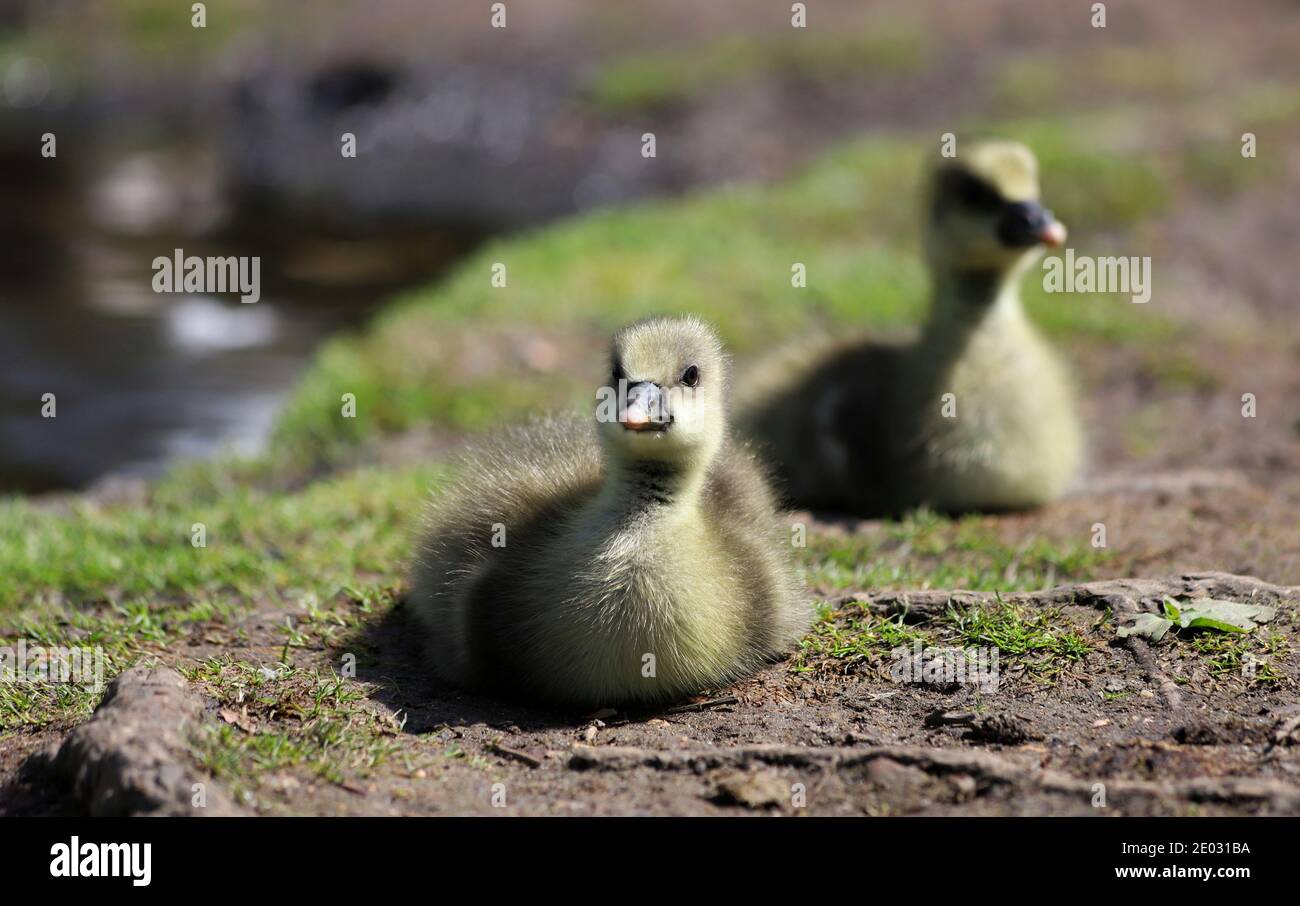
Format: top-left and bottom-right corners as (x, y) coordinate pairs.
(663, 696), (738, 715)
(491, 740), (544, 768)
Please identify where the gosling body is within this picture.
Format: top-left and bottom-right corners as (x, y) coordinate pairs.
(739, 140), (1084, 516)
(409, 317), (809, 708)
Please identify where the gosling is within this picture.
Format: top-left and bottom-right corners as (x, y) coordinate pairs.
(738, 140), (1084, 516)
(408, 316), (810, 709)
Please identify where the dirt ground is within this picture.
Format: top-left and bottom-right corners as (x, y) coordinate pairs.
(8, 569), (1296, 817)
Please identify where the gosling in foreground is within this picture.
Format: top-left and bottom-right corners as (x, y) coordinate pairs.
(408, 316), (810, 709)
(738, 140), (1084, 516)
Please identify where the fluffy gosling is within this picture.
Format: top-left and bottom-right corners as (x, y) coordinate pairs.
(738, 139), (1084, 516)
(408, 316), (810, 709)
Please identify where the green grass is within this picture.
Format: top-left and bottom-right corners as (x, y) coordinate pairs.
(944, 599), (1092, 681)
(587, 24), (931, 113)
(184, 654), (491, 806)
(802, 509), (1113, 594)
(0, 463), (442, 614)
(947, 600), (1090, 659)
(0, 463), (442, 731)
(106, 0), (253, 60)
(1139, 348), (1223, 393)
(793, 604), (931, 673)
(183, 652), (403, 800)
(0, 681), (100, 734)
(0, 0), (259, 86)
(1188, 631), (1287, 684)
(184, 659), (404, 787)
(794, 591), (1096, 683)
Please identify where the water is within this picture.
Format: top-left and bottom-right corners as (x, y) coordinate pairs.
(0, 147), (471, 493)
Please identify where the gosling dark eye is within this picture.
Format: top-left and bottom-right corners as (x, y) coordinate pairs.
(611, 361), (625, 383)
(680, 364), (700, 387)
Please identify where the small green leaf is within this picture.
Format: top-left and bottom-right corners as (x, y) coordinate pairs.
(1181, 616), (1247, 633)
(1117, 612), (1173, 642)
(1162, 597), (1181, 620)
(1170, 598), (1276, 632)
(1117, 598), (1277, 644)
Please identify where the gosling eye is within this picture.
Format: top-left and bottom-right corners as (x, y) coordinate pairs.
(611, 361), (625, 383)
(680, 364), (700, 387)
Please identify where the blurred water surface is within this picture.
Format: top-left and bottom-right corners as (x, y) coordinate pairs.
(0, 145), (468, 492)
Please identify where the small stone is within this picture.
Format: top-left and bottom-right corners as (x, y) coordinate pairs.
(50, 666), (245, 816)
(864, 757), (929, 791)
(712, 769), (789, 809)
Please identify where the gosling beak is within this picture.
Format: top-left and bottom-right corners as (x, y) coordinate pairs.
(621, 381), (671, 432)
(1039, 218), (1067, 248)
(997, 200), (1067, 249)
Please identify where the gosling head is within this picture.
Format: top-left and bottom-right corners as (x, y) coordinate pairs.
(596, 316), (727, 471)
(926, 139), (1067, 278)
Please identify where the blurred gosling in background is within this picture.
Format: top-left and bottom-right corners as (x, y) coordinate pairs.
(408, 316), (810, 709)
(738, 140), (1083, 516)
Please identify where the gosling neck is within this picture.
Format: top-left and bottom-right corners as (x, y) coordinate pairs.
(921, 254), (1036, 349)
(600, 452), (710, 522)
